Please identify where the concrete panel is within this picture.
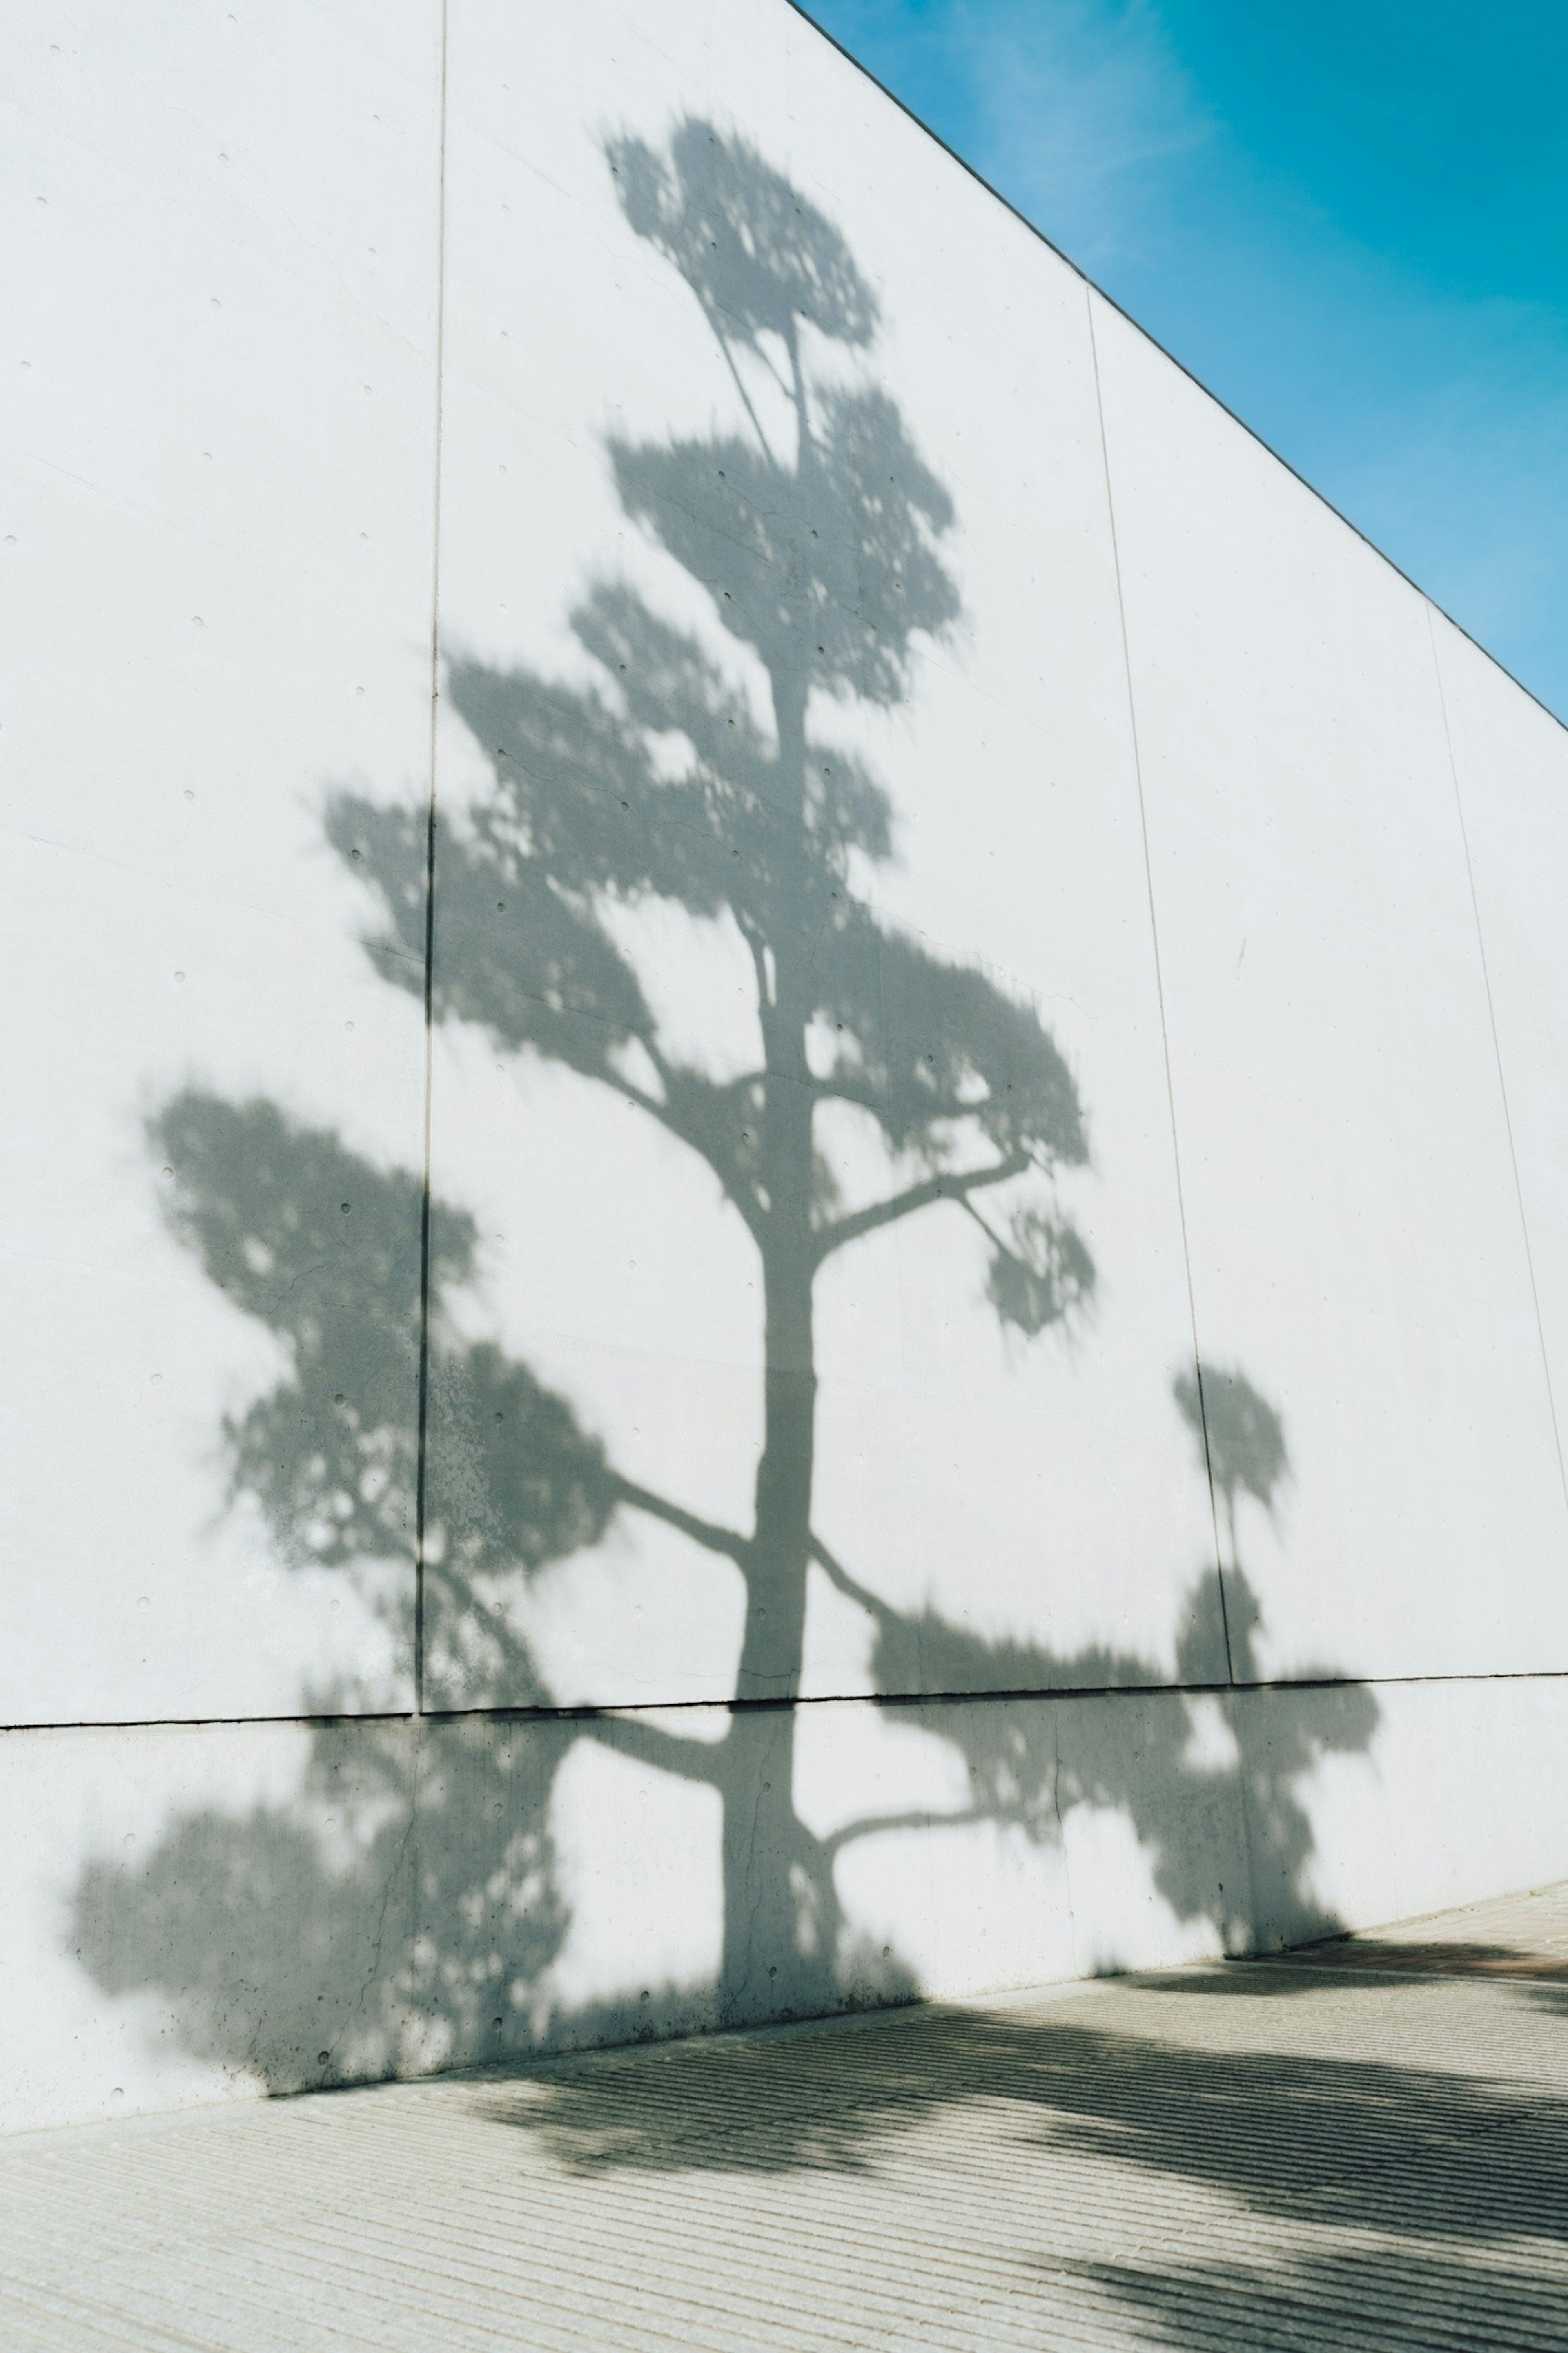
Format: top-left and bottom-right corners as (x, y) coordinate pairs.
(1430, 613), (1568, 1512)
(0, 1669), (1299, 2128)
(811, 1686), (1255, 1997)
(25, 1663), (1568, 2130)
(1091, 290), (1568, 1682)
(0, 5), (442, 1720)
(1236, 1672), (1568, 1949)
(410, 0), (1216, 1714)
(0, 1717), (419, 2135)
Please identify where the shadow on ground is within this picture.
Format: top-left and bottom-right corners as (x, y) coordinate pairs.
(1083, 2245), (1568, 2353)
(476, 1995), (1567, 2234)
(468, 1977), (1568, 2344)
(1263, 1936), (1568, 1981)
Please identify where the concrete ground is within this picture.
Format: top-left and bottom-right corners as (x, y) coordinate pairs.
(4, 1887), (1567, 2353)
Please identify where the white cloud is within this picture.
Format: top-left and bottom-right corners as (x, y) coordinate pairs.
(948, 0), (1212, 270)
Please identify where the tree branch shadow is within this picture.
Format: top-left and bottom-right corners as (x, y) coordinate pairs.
(71, 118), (1382, 2153)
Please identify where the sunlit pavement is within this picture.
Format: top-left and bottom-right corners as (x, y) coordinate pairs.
(5, 1885), (1567, 2353)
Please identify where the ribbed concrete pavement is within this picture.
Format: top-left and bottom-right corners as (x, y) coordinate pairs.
(4, 1886), (1568, 2352)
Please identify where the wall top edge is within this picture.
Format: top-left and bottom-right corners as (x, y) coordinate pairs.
(782, 0), (1566, 742)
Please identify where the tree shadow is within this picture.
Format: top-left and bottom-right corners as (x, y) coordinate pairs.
(1263, 1936), (1568, 1981)
(473, 1995), (1568, 2237)
(465, 1989), (1568, 2338)
(71, 117), (1378, 2099)
(1078, 2245), (1568, 2352)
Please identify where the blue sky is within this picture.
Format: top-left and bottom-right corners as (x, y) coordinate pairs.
(801, 0), (1568, 720)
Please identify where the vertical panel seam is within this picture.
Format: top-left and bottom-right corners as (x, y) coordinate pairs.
(1085, 290), (1234, 1688)
(1426, 601), (1568, 1525)
(413, 0), (451, 1718)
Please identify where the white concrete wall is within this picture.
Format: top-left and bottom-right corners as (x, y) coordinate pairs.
(5, 0), (1568, 2133)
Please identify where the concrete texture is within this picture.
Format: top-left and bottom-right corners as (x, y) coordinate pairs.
(4, 1884), (1568, 2351)
(2, 0), (439, 1725)
(1091, 285), (1568, 1685)
(1433, 607), (1568, 1482)
(14, 1669), (1568, 2134)
(7, 0), (1568, 2137)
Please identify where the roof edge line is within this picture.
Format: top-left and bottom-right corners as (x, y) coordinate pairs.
(782, 0), (1566, 738)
